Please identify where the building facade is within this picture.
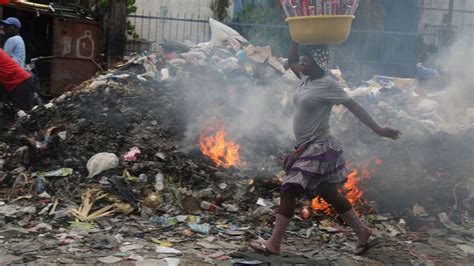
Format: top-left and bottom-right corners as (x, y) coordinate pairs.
(130, 0), (237, 52)
(420, 0), (474, 45)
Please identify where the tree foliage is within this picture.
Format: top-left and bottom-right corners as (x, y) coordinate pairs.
(97, 0), (138, 39)
(98, 0), (137, 15)
(233, 0), (289, 56)
(210, 0), (230, 22)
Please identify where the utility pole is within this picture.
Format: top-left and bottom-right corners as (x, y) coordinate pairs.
(447, 0), (454, 28)
(440, 0), (455, 48)
(104, 0), (127, 67)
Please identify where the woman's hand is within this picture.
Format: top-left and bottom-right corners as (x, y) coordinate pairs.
(376, 127), (401, 140)
(343, 99), (401, 140)
(288, 40), (303, 79)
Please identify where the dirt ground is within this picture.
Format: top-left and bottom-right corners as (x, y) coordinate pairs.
(2, 214), (474, 265)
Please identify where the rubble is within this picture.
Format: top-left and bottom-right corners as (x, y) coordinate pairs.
(0, 19), (473, 265)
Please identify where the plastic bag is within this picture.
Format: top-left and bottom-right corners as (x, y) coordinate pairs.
(209, 18), (248, 45)
(86, 152), (119, 178)
(180, 51), (207, 66)
(188, 223), (211, 235)
(412, 99), (440, 120)
(216, 57), (240, 72)
(40, 168), (73, 177)
(123, 147), (141, 162)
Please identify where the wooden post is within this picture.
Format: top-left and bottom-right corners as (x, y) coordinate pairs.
(104, 0), (127, 67)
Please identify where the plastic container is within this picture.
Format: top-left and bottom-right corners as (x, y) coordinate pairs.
(286, 15), (355, 45)
(36, 176), (45, 194)
(155, 173), (164, 191)
(200, 201), (222, 212)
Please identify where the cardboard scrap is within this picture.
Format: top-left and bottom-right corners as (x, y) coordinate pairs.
(457, 244), (474, 255)
(438, 212), (464, 231)
(196, 241), (221, 249)
(155, 246), (182, 255)
(413, 203), (428, 217)
(98, 256), (122, 264)
(268, 56), (286, 74)
(245, 45), (272, 64)
(119, 243), (144, 252)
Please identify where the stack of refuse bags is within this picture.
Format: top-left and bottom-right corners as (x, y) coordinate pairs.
(114, 18), (288, 87)
(338, 74), (449, 139)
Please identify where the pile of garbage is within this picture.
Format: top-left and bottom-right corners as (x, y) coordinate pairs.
(0, 20), (293, 264)
(329, 72), (473, 209)
(0, 19), (473, 265)
(339, 75), (440, 136)
(0, 18), (296, 213)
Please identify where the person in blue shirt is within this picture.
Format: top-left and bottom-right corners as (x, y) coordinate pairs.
(1, 17), (26, 68)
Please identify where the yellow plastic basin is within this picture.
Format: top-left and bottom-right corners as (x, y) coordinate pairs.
(286, 15), (355, 45)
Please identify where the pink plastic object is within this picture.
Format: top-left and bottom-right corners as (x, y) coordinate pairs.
(123, 147), (141, 162)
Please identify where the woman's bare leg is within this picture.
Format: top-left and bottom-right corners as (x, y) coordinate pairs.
(250, 186), (298, 254)
(317, 182), (371, 253)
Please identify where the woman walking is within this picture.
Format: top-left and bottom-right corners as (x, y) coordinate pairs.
(250, 41), (401, 255)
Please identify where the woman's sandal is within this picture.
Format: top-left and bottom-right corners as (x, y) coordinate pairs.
(249, 239), (280, 255)
(353, 237), (380, 255)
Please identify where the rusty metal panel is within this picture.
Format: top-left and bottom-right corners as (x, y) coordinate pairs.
(52, 18), (101, 59)
(50, 18), (101, 94)
(50, 57), (98, 95)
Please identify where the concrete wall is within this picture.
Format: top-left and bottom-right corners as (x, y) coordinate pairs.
(129, 0), (216, 51)
(135, 0), (214, 18)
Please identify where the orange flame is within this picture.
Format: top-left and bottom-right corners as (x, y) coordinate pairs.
(199, 125), (240, 168)
(312, 197), (331, 216)
(435, 168), (448, 177)
(311, 158), (381, 215)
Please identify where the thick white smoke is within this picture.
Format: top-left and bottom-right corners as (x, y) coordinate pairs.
(434, 38), (474, 124)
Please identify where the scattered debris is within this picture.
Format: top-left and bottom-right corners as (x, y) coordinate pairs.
(0, 17), (472, 265)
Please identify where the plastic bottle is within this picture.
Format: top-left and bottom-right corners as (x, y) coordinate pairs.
(200, 201), (221, 212)
(301, 0), (310, 16)
(350, 0), (360, 15)
(36, 176), (45, 194)
(42, 168), (73, 177)
(196, 188), (214, 198)
(189, 223), (211, 235)
(99, 176), (111, 189)
(138, 173), (148, 183)
(155, 172), (164, 191)
(315, 0), (323, 15)
(222, 203), (239, 212)
(323, 0), (332, 15)
(34, 92), (43, 106)
(280, 0), (294, 17)
(331, 0), (338, 14)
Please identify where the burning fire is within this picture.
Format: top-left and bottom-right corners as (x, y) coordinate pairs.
(199, 124), (240, 168)
(311, 158), (381, 215)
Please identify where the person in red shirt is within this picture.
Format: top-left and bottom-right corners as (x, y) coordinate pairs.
(0, 48), (34, 111)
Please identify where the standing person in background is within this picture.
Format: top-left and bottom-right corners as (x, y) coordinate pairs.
(1, 17), (43, 106)
(1, 17), (26, 68)
(0, 49), (34, 112)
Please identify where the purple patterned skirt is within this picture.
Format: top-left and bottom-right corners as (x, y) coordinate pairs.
(281, 134), (350, 199)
